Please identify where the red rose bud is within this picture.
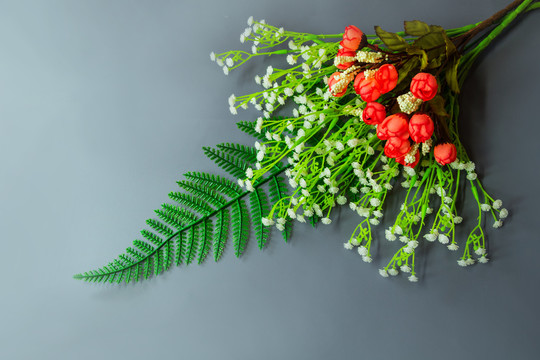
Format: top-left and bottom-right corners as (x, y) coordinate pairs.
(409, 113), (434, 143)
(410, 72), (438, 101)
(357, 78), (381, 102)
(340, 25), (367, 52)
(328, 72), (349, 97)
(335, 48), (356, 70)
(362, 102), (386, 125)
(375, 64), (398, 94)
(377, 113), (409, 140)
(434, 143), (457, 165)
(384, 137), (411, 159)
(396, 151), (420, 168)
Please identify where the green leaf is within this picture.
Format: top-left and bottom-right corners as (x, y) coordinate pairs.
(375, 26), (409, 52)
(197, 220), (213, 264)
(231, 199), (250, 257)
(406, 47), (428, 70)
(269, 175), (293, 241)
(445, 56), (461, 93)
(404, 20), (431, 36)
(213, 209), (230, 261)
(250, 188), (271, 249)
(413, 31), (445, 50)
(397, 57), (420, 85)
(428, 95), (450, 118)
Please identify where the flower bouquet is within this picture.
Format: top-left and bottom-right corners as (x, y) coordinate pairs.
(75, 0), (538, 283)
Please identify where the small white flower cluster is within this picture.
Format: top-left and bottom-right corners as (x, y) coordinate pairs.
(397, 91), (423, 114)
(343, 236), (373, 263)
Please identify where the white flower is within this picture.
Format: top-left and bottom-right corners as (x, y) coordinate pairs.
(245, 180), (254, 192)
(493, 220), (503, 228)
(399, 235), (409, 243)
(388, 268), (399, 276)
(288, 179), (298, 188)
(466, 172), (477, 181)
(499, 208), (508, 219)
(296, 215), (306, 223)
(465, 258), (475, 266)
(424, 233), (437, 242)
(247, 16), (254, 26)
(303, 209), (313, 217)
(225, 57), (234, 67)
(362, 255), (373, 263)
(408, 275), (419, 282)
(344, 242), (353, 250)
(385, 230), (397, 241)
(481, 203), (491, 212)
(299, 178), (307, 188)
(276, 223), (285, 231)
(349, 202), (357, 211)
(478, 255), (489, 264)
(336, 195), (347, 205)
(369, 218), (380, 226)
(457, 259), (467, 267)
(492, 199), (503, 210)
(210, 52), (216, 61)
(321, 217), (332, 225)
(475, 248), (486, 256)
(370, 198), (381, 207)
(400, 265), (411, 273)
(394, 225), (403, 235)
(251, 45), (257, 54)
(254, 75), (261, 85)
(357, 246), (368, 256)
(464, 161), (476, 172)
(373, 210), (383, 218)
(276, 217), (286, 225)
(438, 233), (450, 244)
(237, 179), (245, 187)
(287, 208), (296, 219)
(409, 240), (419, 249)
(245, 168), (254, 179)
(229, 106), (237, 115)
(261, 217), (275, 226)
(223, 66), (229, 75)
(453, 216), (463, 224)
(379, 269), (389, 278)
(351, 238), (360, 246)
(447, 243), (459, 251)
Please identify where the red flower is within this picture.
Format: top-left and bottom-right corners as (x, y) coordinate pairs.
(336, 48), (356, 70)
(410, 73), (438, 101)
(384, 137), (411, 159)
(396, 151), (420, 168)
(377, 113), (409, 140)
(362, 102), (386, 125)
(409, 113), (434, 143)
(328, 72), (349, 97)
(434, 143), (457, 165)
(356, 78), (381, 102)
(375, 64), (398, 94)
(340, 25), (367, 52)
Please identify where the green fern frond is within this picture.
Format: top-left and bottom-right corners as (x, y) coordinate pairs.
(269, 175), (293, 241)
(168, 192), (214, 215)
(203, 146), (249, 179)
(75, 128), (295, 283)
(231, 199), (250, 257)
(213, 209), (230, 261)
(237, 120), (267, 141)
(184, 172), (242, 198)
(250, 188), (271, 249)
(177, 180), (227, 208)
(216, 143), (257, 164)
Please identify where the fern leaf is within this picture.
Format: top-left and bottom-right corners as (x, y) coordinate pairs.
(141, 229), (163, 247)
(184, 172), (242, 198)
(216, 143), (257, 164)
(269, 175), (293, 241)
(177, 180), (227, 208)
(197, 219), (213, 264)
(249, 188), (271, 249)
(146, 218), (174, 237)
(231, 199), (250, 257)
(175, 231), (185, 266)
(160, 203), (198, 224)
(213, 209), (230, 261)
(203, 146), (248, 179)
(184, 225), (199, 265)
(168, 192), (214, 215)
(236, 120), (267, 141)
(163, 239), (174, 271)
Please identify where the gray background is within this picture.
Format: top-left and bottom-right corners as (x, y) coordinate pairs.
(0, 0), (538, 359)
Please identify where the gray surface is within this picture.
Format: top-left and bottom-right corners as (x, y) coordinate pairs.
(0, 0), (538, 359)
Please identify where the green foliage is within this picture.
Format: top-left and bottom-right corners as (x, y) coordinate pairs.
(73, 121), (292, 283)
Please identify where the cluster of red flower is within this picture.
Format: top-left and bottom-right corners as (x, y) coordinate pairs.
(328, 25), (458, 167)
